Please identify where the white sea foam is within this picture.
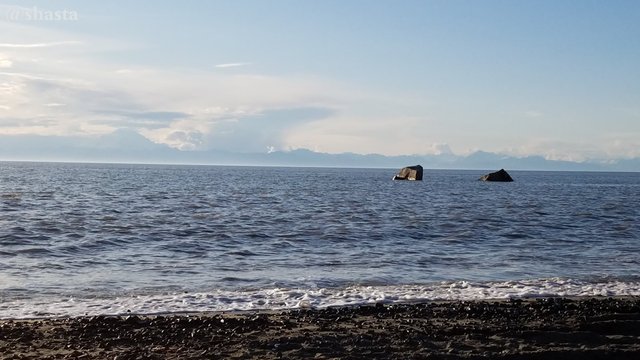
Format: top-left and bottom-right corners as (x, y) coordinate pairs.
(1, 278), (639, 319)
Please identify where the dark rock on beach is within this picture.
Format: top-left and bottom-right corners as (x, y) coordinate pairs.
(480, 168), (514, 182)
(393, 165), (423, 181)
(1, 297), (639, 359)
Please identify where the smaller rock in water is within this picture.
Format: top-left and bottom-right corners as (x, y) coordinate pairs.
(393, 165), (423, 181)
(479, 169), (513, 182)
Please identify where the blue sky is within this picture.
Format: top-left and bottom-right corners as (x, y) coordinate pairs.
(0, 0), (639, 161)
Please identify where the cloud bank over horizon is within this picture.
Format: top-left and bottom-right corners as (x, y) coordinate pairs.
(1, 1), (639, 164)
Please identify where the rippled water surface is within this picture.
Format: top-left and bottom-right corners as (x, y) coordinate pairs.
(1, 162), (639, 317)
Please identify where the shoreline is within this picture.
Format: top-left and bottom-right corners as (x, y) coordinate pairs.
(1, 296), (639, 359)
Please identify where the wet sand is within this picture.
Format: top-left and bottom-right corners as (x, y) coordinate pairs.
(1, 297), (639, 359)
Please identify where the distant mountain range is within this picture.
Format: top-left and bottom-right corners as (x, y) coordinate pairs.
(1, 130), (638, 171)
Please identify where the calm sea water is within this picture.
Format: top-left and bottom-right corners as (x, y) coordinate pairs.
(1, 162), (639, 318)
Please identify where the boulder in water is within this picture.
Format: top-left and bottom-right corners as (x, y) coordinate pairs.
(393, 165), (423, 181)
(479, 169), (513, 182)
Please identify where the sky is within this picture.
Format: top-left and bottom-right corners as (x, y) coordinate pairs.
(0, 0), (639, 162)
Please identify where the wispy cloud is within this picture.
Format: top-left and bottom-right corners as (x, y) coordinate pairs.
(214, 62), (252, 68)
(0, 41), (82, 48)
(0, 71), (84, 84)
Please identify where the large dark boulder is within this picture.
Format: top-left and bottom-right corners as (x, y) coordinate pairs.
(479, 169), (513, 182)
(393, 165), (423, 181)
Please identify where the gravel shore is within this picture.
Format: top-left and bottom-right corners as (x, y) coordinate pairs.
(1, 297), (639, 359)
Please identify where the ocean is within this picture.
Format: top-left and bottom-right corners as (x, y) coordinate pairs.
(1, 162), (638, 318)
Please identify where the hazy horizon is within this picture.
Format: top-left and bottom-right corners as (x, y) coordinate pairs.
(0, 128), (638, 172)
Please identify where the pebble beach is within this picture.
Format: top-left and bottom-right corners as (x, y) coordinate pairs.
(1, 296), (639, 359)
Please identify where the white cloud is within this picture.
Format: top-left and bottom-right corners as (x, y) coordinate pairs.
(603, 133), (640, 159)
(0, 18), (636, 161)
(431, 143), (453, 155)
(0, 71), (87, 84)
(215, 62), (252, 68)
(283, 115), (438, 156)
(0, 57), (11, 68)
(510, 139), (603, 162)
(0, 41), (82, 48)
(0, 28), (349, 151)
